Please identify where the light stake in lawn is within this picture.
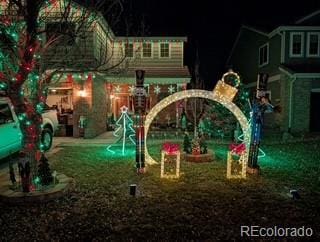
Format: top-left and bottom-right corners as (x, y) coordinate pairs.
(129, 184), (136, 196)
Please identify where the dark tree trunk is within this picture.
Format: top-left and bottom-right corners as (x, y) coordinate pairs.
(6, 0), (42, 192)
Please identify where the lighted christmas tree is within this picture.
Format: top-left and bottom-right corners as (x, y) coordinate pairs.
(205, 81), (251, 139)
(37, 154), (53, 186)
(107, 106), (136, 155)
(191, 137), (201, 155)
(183, 133), (191, 154)
(0, 0), (133, 192)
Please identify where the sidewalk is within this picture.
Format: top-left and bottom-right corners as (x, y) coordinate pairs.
(52, 131), (116, 148)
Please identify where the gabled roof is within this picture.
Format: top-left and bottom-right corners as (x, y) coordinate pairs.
(295, 9), (320, 24)
(279, 64), (320, 78)
(107, 66), (190, 79)
(242, 25), (269, 36)
(115, 36), (187, 42)
(280, 64), (320, 74)
(226, 25), (268, 65)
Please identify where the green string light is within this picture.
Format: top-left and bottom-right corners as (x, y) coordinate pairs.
(0, 82), (7, 90)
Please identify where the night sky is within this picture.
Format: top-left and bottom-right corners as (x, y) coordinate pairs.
(115, 0), (320, 88)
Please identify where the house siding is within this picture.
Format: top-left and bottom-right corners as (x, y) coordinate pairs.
(112, 41), (185, 69)
(73, 78), (107, 138)
(263, 80), (281, 130)
(291, 78), (312, 132)
(258, 35), (281, 76)
(279, 74), (291, 132)
(42, 25), (97, 69)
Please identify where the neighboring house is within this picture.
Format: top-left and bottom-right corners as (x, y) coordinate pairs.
(226, 10), (320, 133)
(36, 1), (190, 138)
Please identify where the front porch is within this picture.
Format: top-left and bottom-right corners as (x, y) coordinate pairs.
(47, 70), (190, 138)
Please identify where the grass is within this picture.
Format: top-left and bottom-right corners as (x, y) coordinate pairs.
(0, 141), (319, 241)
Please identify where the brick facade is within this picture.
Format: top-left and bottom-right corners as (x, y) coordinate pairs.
(73, 77), (107, 138)
(109, 83), (186, 127)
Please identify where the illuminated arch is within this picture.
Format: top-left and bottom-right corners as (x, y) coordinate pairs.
(144, 89), (251, 177)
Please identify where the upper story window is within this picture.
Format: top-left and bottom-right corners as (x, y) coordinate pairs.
(160, 42), (170, 58)
(46, 22), (76, 46)
(307, 32), (320, 57)
(290, 32), (304, 57)
(125, 42), (134, 57)
(142, 42), (152, 58)
(259, 43), (269, 67)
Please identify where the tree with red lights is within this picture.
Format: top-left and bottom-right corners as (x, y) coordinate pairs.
(0, 0), (138, 192)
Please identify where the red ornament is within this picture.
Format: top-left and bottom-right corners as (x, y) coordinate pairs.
(229, 143), (246, 156)
(162, 142), (180, 154)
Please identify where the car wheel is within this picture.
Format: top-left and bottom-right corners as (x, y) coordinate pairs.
(41, 128), (53, 151)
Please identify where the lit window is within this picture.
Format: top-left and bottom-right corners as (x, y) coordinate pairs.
(307, 33), (320, 57)
(290, 33), (304, 57)
(142, 42), (152, 58)
(259, 43), (269, 66)
(160, 43), (169, 58)
(125, 42), (133, 57)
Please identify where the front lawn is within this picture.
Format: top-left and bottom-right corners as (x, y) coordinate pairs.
(0, 141), (319, 241)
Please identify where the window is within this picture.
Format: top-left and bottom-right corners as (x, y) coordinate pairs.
(259, 43), (269, 66)
(0, 103), (14, 125)
(290, 32), (304, 57)
(46, 22), (76, 45)
(160, 42), (169, 58)
(142, 42), (152, 58)
(125, 42), (134, 57)
(307, 33), (320, 57)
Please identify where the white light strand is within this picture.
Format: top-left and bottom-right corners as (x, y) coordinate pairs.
(144, 89), (251, 178)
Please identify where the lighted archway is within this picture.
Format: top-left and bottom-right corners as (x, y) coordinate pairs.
(144, 89), (251, 178)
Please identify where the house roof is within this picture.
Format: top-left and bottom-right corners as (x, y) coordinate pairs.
(116, 36), (188, 42)
(107, 66), (190, 78)
(226, 25), (268, 65)
(280, 64), (320, 74)
(295, 9), (320, 24)
(98, 66), (190, 84)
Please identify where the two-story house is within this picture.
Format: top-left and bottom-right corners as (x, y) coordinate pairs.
(226, 10), (320, 134)
(38, 1), (190, 138)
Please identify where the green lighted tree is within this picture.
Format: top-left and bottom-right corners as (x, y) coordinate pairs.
(206, 82), (251, 139)
(37, 153), (53, 186)
(183, 133), (191, 154)
(107, 106), (136, 155)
